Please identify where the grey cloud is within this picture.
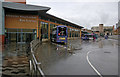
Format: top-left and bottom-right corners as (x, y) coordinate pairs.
(27, 1), (118, 29)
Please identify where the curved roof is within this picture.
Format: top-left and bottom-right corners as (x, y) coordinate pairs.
(2, 2), (83, 29)
(2, 2), (51, 12)
(45, 13), (83, 29)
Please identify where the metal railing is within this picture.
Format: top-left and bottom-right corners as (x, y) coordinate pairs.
(30, 40), (45, 77)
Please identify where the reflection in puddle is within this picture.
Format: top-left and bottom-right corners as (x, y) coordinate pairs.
(99, 40), (103, 48)
(34, 43), (72, 71)
(3, 43), (29, 57)
(34, 40), (84, 73)
(112, 41), (117, 48)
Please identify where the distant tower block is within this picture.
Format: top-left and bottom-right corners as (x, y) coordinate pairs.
(113, 25), (114, 31)
(5, 0), (26, 4)
(99, 24), (104, 36)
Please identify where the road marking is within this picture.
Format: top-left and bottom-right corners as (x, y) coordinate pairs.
(87, 51), (103, 77)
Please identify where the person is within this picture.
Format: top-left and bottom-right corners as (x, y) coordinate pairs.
(37, 37), (39, 39)
(95, 34), (98, 39)
(105, 35), (108, 39)
(85, 35), (87, 40)
(106, 35), (108, 39)
(93, 35), (95, 41)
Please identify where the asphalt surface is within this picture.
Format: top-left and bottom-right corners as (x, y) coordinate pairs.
(35, 39), (118, 76)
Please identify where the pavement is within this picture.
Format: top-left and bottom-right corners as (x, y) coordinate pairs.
(34, 39), (118, 76)
(2, 43), (30, 76)
(108, 35), (119, 40)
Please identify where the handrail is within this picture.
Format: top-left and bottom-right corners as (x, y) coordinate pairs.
(30, 40), (45, 77)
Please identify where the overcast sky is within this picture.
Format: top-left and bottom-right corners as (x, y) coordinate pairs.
(27, 0), (119, 29)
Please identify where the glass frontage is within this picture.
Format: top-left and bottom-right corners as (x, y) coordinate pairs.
(39, 21), (80, 39)
(72, 29), (75, 37)
(70, 28), (80, 37)
(41, 22), (48, 39)
(78, 30), (80, 37)
(75, 29), (79, 37)
(50, 24), (55, 32)
(67, 28), (70, 37)
(5, 28), (37, 44)
(50, 24), (56, 39)
(69, 28), (72, 37)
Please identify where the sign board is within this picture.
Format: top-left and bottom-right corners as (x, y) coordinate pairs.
(5, 14), (38, 29)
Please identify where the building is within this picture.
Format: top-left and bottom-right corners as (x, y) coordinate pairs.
(4, 0), (26, 4)
(91, 24), (114, 36)
(0, 0), (83, 44)
(116, 21), (120, 35)
(91, 26), (99, 35)
(104, 26), (113, 36)
(81, 28), (92, 34)
(99, 24), (104, 36)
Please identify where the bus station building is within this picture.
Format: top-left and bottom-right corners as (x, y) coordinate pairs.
(0, 0), (83, 44)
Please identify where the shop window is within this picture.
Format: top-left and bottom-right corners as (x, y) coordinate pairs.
(70, 32), (71, 37)
(69, 28), (72, 37)
(50, 24), (55, 30)
(5, 28), (37, 43)
(67, 28), (70, 37)
(72, 32), (74, 37)
(41, 22), (48, 39)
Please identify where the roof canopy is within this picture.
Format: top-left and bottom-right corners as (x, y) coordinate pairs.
(2, 2), (50, 12)
(2, 2), (83, 29)
(40, 13), (83, 29)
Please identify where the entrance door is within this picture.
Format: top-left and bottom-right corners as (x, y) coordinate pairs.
(18, 33), (35, 43)
(17, 33), (26, 43)
(26, 33), (33, 42)
(18, 33), (22, 43)
(22, 33), (26, 43)
(9, 33), (17, 43)
(5, 29), (37, 44)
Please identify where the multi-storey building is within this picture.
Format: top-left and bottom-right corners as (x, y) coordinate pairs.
(91, 24), (114, 36)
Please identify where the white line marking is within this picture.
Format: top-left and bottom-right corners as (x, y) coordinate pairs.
(87, 51), (103, 77)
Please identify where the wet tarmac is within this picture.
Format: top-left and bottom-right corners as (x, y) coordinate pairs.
(34, 39), (118, 76)
(88, 39), (118, 75)
(1, 38), (118, 76)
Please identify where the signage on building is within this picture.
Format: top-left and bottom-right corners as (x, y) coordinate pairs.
(5, 14), (38, 29)
(6, 14), (37, 23)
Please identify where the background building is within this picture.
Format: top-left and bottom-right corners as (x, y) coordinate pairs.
(91, 26), (99, 35)
(91, 24), (114, 36)
(99, 24), (104, 36)
(116, 21), (120, 35)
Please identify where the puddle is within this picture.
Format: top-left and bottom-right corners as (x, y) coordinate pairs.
(74, 47), (82, 50)
(104, 52), (111, 53)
